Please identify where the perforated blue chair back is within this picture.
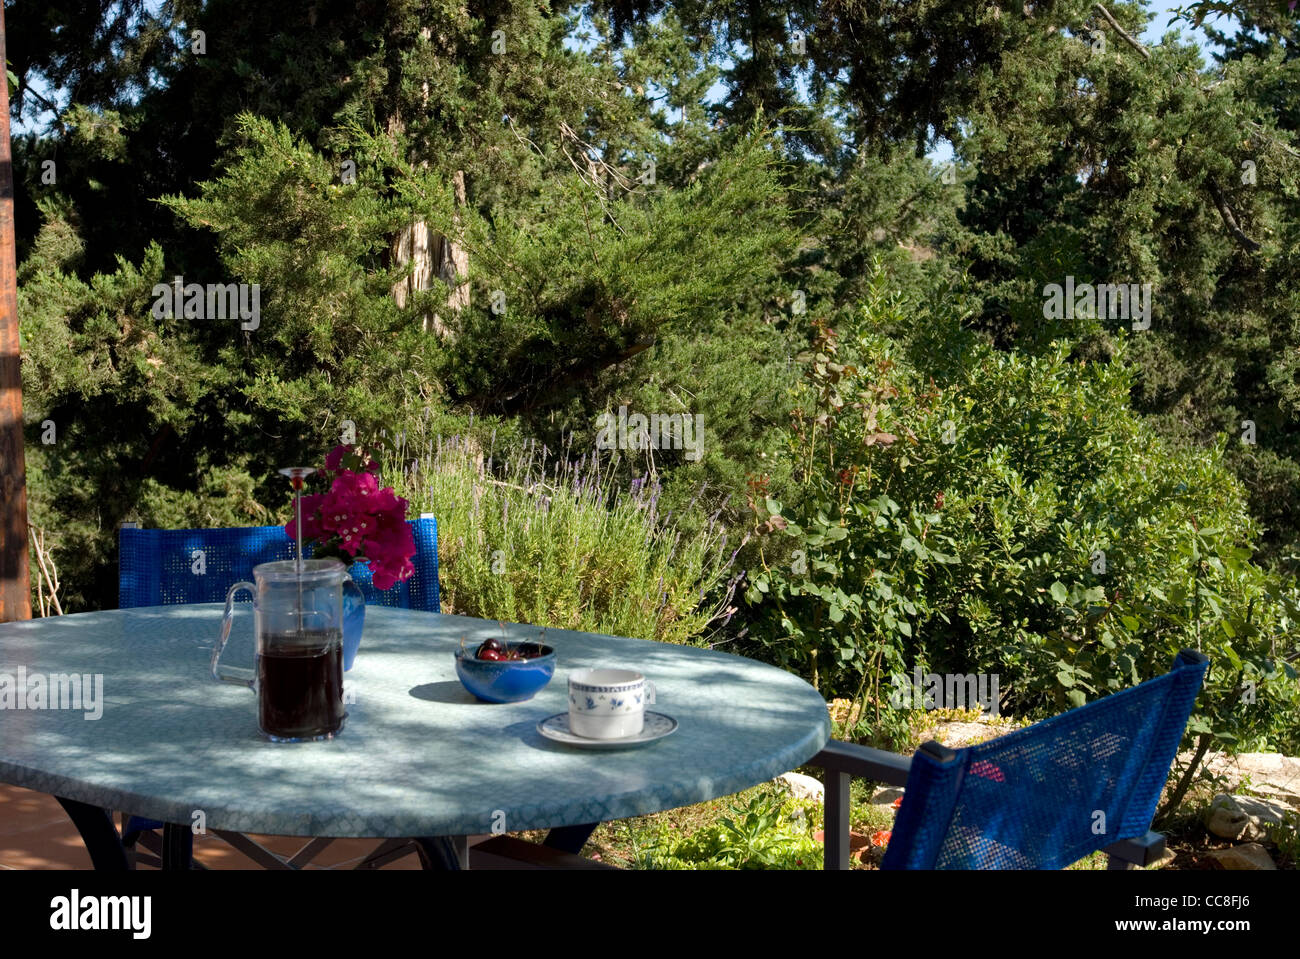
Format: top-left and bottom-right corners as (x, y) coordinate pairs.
(118, 518), (440, 612)
(881, 649), (1209, 869)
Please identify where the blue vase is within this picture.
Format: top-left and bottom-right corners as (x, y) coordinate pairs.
(341, 577), (366, 672)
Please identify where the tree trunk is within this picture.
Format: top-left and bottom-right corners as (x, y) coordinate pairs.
(388, 172), (470, 336)
(0, 5), (33, 622)
(388, 28), (469, 335)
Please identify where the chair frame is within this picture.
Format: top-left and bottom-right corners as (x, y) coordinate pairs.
(808, 648), (1208, 870)
(808, 739), (1166, 870)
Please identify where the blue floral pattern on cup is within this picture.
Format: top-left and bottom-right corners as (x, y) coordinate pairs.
(568, 668), (658, 740)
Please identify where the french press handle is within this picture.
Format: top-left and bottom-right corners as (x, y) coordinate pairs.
(212, 581), (256, 687)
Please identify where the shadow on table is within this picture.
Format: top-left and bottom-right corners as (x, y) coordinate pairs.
(408, 681), (479, 705)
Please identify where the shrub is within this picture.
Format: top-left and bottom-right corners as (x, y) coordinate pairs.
(383, 431), (743, 645)
(634, 787), (822, 870)
(744, 270), (1300, 756)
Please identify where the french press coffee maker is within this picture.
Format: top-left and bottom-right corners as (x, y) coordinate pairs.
(211, 468), (349, 741)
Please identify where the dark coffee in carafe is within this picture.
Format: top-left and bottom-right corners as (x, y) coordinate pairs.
(214, 558), (352, 742)
(257, 630), (345, 740)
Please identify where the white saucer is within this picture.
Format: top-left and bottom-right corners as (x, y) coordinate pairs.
(537, 711), (678, 749)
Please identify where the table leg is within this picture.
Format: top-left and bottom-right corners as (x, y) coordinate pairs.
(412, 836), (465, 870)
(542, 822), (599, 855)
(55, 796), (129, 871)
(161, 822), (194, 870)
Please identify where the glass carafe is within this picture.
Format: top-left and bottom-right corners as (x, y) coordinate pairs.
(212, 559), (349, 742)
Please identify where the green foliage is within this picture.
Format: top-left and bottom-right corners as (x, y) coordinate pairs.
(745, 270), (1300, 755)
(952, 2), (1300, 565)
(634, 787), (822, 870)
(383, 428), (742, 645)
(361, 117), (798, 414)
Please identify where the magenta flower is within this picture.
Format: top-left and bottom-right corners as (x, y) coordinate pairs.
(284, 492), (326, 541)
(324, 444), (382, 474)
(329, 468), (381, 507)
(286, 449), (417, 589)
(364, 509), (416, 589)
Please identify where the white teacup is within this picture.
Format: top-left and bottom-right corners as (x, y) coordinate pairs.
(568, 668), (656, 740)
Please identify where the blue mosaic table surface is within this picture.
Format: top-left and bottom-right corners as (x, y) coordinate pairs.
(0, 606), (829, 838)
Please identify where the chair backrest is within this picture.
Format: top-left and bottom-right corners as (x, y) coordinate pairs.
(881, 649), (1209, 869)
(118, 517), (440, 613)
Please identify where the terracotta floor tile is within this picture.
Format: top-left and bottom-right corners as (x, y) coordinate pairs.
(0, 784), (76, 835)
(0, 783), (450, 870)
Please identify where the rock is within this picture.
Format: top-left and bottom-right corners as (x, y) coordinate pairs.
(1205, 794), (1265, 841)
(918, 720), (1010, 748)
(1232, 794), (1293, 831)
(1204, 792), (1294, 841)
(1180, 751), (1300, 810)
(869, 787), (905, 806)
(775, 772), (825, 802)
(1208, 843), (1276, 871)
(1150, 847), (1177, 870)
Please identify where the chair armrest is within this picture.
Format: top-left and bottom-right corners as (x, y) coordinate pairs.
(808, 739), (912, 787)
(1103, 830), (1166, 870)
(807, 740), (912, 870)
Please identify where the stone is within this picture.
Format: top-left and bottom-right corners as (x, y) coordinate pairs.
(918, 720), (1011, 748)
(1232, 794), (1293, 831)
(1181, 751), (1300, 809)
(1205, 793), (1265, 841)
(1204, 792), (1295, 842)
(1208, 842), (1276, 871)
(775, 772), (825, 802)
(1150, 847), (1177, 870)
(869, 787), (905, 806)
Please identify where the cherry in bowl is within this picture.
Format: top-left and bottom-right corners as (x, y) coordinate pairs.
(455, 641), (556, 703)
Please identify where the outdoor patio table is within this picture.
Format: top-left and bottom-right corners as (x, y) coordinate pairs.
(0, 604), (830, 869)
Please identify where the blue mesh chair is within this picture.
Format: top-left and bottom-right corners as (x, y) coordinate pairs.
(115, 516), (440, 868)
(118, 516), (440, 612)
(810, 649), (1209, 870)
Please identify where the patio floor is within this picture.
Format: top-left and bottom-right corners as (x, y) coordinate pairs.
(0, 782), (501, 869)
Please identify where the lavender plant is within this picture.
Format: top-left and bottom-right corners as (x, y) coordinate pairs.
(382, 429), (744, 646)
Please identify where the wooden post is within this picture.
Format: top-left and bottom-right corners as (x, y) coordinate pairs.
(0, 4), (32, 622)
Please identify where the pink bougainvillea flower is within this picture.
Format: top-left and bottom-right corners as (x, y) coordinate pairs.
(323, 444), (350, 472)
(364, 509), (416, 589)
(320, 511), (366, 554)
(369, 484), (402, 515)
(284, 493), (326, 542)
(870, 830), (892, 848)
(317, 474), (387, 554)
(970, 760), (1006, 782)
(328, 468), (381, 507)
(369, 549), (415, 591)
(891, 796), (904, 809)
(295, 448), (416, 590)
(324, 444), (381, 474)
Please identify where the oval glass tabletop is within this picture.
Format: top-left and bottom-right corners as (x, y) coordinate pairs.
(0, 606), (829, 838)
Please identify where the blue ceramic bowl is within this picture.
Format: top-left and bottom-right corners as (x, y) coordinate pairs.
(455, 642), (556, 703)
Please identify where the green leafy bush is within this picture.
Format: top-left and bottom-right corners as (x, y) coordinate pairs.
(634, 788), (822, 870)
(745, 270), (1300, 755)
(383, 429), (743, 645)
